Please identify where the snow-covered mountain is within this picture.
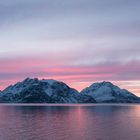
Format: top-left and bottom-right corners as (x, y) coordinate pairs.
(0, 79), (139, 103)
(0, 78), (96, 103)
(81, 81), (140, 103)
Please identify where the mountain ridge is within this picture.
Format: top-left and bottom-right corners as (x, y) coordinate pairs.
(0, 78), (139, 103)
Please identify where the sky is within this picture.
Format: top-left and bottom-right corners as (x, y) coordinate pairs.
(0, 0), (140, 96)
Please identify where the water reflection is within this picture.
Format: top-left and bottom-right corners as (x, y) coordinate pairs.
(0, 105), (140, 140)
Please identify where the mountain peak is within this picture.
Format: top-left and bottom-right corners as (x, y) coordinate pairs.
(22, 78), (61, 86)
(81, 81), (140, 103)
(23, 77), (39, 83)
(90, 81), (114, 88)
(41, 79), (59, 85)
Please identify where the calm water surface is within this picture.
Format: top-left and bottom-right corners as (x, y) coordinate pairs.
(0, 104), (140, 140)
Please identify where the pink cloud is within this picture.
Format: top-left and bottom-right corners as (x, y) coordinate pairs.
(0, 57), (140, 96)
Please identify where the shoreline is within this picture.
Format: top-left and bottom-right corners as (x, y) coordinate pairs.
(0, 103), (140, 106)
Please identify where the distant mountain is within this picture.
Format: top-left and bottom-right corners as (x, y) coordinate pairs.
(0, 79), (139, 103)
(81, 81), (140, 103)
(0, 78), (96, 103)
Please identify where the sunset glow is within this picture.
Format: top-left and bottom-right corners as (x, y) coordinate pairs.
(0, 0), (140, 96)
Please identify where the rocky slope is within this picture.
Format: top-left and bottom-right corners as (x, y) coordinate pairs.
(81, 81), (140, 103)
